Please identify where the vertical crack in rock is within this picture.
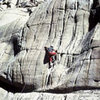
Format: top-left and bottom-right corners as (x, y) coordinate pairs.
(18, 59), (26, 92)
(47, 75), (51, 86)
(37, 94), (43, 100)
(65, 26), (75, 50)
(59, 0), (67, 45)
(86, 50), (92, 85)
(83, 14), (85, 35)
(65, 1), (80, 52)
(12, 68), (14, 83)
(48, 6), (54, 38)
(18, 60), (24, 84)
(7, 65), (13, 82)
(89, 0), (100, 31)
(81, 29), (94, 53)
(74, 54), (86, 85)
(66, 10), (78, 52)
(26, 23), (30, 29)
(21, 28), (27, 51)
(45, 67), (54, 86)
(34, 55), (40, 77)
(65, 0), (67, 13)
(64, 95), (67, 100)
(73, 11), (77, 38)
(88, 0), (91, 10)
(11, 36), (21, 56)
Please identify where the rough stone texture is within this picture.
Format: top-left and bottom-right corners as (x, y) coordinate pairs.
(0, 0), (45, 10)
(1, 87), (100, 100)
(0, 0), (100, 99)
(0, 8), (29, 93)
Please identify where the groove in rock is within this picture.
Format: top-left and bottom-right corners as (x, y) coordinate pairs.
(65, 0), (67, 13)
(59, 0), (66, 45)
(48, 7), (54, 38)
(86, 50), (92, 83)
(11, 36), (21, 56)
(0, 76), (35, 93)
(18, 60), (25, 92)
(88, 0), (100, 31)
(74, 54), (86, 85)
(64, 95), (67, 100)
(44, 86), (100, 94)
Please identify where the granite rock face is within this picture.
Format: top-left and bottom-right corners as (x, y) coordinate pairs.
(0, 0), (44, 9)
(1, 87), (100, 100)
(0, 0), (100, 99)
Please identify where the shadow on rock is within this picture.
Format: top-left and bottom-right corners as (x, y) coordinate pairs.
(43, 47), (49, 64)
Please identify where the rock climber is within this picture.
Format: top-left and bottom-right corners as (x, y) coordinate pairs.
(45, 46), (57, 67)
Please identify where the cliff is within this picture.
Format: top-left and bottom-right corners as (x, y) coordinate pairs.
(0, 0), (100, 100)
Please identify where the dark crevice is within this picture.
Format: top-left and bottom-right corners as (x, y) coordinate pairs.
(48, 7), (54, 38)
(92, 0), (99, 9)
(91, 46), (100, 49)
(34, 35), (36, 41)
(83, 14), (85, 35)
(46, 74), (52, 86)
(26, 23), (30, 29)
(59, 15), (65, 45)
(57, 8), (65, 11)
(88, 0), (100, 31)
(0, 79), (21, 93)
(0, 76), (35, 93)
(77, 2), (79, 10)
(65, 0), (67, 13)
(27, 8), (33, 16)
(64, 95), (67, 100)
(94, 80), (100, 82)
(44, 86), (100, 94)
(73, 17), (77, 35)
(1, 77), (100, 93)
(74, 13), (77, 23)
(11, 36), (21, 56)
(3, 2), (11, 8)
(18, 60), (25, 92)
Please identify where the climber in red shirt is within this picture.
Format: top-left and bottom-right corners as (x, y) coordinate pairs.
(45, 46), (57, 66)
